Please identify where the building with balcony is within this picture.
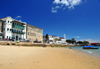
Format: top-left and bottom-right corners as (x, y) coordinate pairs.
(0, 16), (26, 41)
(0, 16), (43, 42)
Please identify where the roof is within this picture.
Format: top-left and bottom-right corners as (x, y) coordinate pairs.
(27, 24), (43, 30)
(91, 43), (100, 44)
(0, 16), (26, 24)
(13, 20), (26, 25)
(0, 16), (11, 20)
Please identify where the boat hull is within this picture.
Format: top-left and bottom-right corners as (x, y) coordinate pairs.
(83, 47), (99, 49)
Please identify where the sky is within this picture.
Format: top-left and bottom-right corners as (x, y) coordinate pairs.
(0, 0), (100, 43)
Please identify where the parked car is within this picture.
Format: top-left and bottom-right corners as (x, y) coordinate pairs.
(34, 41), (38, 43)
(19, 39), (25, 42)
(38, 41), (41, 43)
(25, 40), (30, 42)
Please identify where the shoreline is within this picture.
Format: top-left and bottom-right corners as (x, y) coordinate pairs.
(71, 46), (100, 59)
(0, 46), (100, 69)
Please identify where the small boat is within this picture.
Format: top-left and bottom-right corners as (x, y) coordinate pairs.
(83, 45), (99, 49)
(83, 47), (98, 49)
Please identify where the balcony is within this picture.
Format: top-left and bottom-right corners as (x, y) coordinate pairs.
(12, 24), (24, 30)
(12, 30), (25, 34)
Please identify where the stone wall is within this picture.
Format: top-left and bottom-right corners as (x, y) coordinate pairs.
(26, 24), (43, 43)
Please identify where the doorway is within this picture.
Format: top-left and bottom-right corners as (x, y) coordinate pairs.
(16, 36), (18, 41)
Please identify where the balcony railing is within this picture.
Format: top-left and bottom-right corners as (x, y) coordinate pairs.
(12, 24), (24, 30)
(12, 30), (25, 34)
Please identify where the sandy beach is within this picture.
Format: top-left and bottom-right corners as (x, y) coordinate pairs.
(0, 45), (100, 69)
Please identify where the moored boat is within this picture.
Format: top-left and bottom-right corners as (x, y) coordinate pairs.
(83, 47), (98, 49)
(83, 45), (99, 49)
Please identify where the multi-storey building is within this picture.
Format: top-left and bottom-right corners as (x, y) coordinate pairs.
(26, 24), (43, 43)
(0, 16), (43, 42)
(0, 16), (26, 41)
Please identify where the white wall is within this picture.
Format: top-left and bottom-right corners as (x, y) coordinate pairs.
(3, 17), (13, 39)
(23, 24), (26, 40)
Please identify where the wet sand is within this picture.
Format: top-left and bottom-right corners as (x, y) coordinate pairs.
(0, 46), (100, 69)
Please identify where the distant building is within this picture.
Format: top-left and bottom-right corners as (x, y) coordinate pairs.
(91, 43), (100, 46)
(48, 34), (67, 44)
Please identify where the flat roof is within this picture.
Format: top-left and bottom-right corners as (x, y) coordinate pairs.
(13, 20), (26, 25)
(27, 24), (43, 30)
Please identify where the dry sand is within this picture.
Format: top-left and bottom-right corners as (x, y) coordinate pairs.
(0, 45), (100, 69)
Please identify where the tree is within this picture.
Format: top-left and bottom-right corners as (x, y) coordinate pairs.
(66, 39), (72, 43)
(55, 38), (58, 42)
(82, 41), (89, 45)
(45, 34), (49, 40)
(71, 38), (76, 44)
(77, 41), (83, 44)
(43, 36), (45, 39)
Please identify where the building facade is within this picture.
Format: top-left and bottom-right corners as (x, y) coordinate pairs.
(0, 20), (3, 39)
(0, 16), (43, 42)
(26, 24), (43, 43)
(48, 34), (67, 44)
(0, 17), (26, 41)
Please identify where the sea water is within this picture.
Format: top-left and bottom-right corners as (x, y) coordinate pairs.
(71, 46), (100, 59)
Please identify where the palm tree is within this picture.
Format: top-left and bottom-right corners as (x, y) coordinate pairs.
(71, 38), (76, 44)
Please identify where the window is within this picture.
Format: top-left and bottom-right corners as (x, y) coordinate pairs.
(8, 21), (9, 23)
(10, 22), (12, 23)
(7, 28), (9, 31)
(10, 29), (12, 31)
(17, 30), (18, 32)
(7, 36), (8, 38)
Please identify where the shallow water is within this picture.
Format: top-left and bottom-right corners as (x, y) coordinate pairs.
(71, 46), (100, 59)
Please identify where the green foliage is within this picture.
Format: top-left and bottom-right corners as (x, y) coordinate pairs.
(43, 36), (45, 39)
(45, 34), (49, 40)
(55, 38), (58, 42)
(66, 39), (72, 43)
(82, 41), (89, 45)
(77, 41), (83, 44)
(71, 38), (76, 44)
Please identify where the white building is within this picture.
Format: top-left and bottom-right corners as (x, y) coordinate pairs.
(0, 16), (26, 41)
(48, 34), (67, 44)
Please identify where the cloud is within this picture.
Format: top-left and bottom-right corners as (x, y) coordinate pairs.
(51, 7), (57, 13)
(16, 16), (22, 18)
(19, 20), (22, 22)
(52, 0), (82, 13)
(74, 36), (80, 38)
(78, 39), (100, 43)
(53, 0), (61, 4)
(55, 6), (60, 8)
